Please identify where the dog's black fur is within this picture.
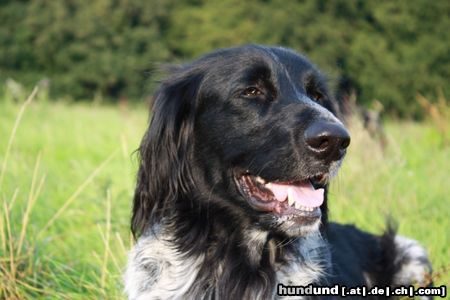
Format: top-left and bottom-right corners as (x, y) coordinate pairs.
(126, 45), (431, 299)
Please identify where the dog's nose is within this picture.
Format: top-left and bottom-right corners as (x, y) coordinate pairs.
(304, 121), (350, 161)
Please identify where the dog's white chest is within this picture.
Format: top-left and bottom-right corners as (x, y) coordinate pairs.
(125, 232), (330, 300)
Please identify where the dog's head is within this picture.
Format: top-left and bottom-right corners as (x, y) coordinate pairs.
(132, 45), (350, 238)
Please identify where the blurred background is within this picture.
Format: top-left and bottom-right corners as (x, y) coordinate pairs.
(1, 0), (449, 117)
(0, 0), (449, 298)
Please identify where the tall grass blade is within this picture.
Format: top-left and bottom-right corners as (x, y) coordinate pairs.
(0, 87), (38, 190)
(16, 152), (44, 256)
(101, 189), (112, 290)
(37, 151), (117, 237)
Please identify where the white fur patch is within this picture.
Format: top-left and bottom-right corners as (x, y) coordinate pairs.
(245, 229), (269, 265)
(276, 232), (331, 286)
(392, 235), (432, 287)
(125, 229), (330, 300)
(124, 231), (204, 300)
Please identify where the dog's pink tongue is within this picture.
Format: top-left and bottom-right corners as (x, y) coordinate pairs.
(267, 182), (324, 208)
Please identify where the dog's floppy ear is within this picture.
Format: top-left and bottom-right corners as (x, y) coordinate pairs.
(131, 70), (203, 238)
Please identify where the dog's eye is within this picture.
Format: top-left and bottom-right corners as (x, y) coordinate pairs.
(242, 87), (263, 97)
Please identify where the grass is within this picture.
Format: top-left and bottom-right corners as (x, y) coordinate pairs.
(0, 94), (448, 298)
(0, 96), (146, 299)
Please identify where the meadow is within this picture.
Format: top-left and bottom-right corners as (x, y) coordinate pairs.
(0, 93), (448, 299)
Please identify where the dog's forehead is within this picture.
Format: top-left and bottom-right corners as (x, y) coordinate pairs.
(267, 47), (321, 79)
(199, 45), (318, 80)
(259, 49), (314, 78)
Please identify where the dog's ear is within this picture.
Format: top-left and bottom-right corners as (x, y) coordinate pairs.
(131, 71), (203, 238)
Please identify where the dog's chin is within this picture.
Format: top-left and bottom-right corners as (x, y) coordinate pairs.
(235, 171), (329, 237)
(274, 216), (321, 237)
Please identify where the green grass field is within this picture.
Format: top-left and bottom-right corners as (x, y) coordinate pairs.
(0, 96), (449, 299)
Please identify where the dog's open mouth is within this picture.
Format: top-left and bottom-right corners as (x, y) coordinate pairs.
(237, 173), (327, 222)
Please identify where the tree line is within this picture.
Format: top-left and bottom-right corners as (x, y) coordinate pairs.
(0, 0), (448, 117)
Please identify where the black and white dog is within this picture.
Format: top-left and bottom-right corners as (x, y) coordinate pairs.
(125, 45), (432, 299)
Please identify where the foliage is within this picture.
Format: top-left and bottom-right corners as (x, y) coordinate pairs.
(0, 0), (449, 117)
(0, 0), (172, 100)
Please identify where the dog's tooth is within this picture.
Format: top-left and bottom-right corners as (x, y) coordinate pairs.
(287, 188), (295, 206)
(265, 183), (272, 189)
(288, 197), (295, 207)
(294, 201), (301, 210)
(256, 176), (265, 184)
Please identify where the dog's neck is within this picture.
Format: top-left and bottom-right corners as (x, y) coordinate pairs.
(127, 185), (331, 299)
(135, 207), (332, 299)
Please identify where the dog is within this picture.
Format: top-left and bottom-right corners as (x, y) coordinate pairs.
(125, 45), (432, 299)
